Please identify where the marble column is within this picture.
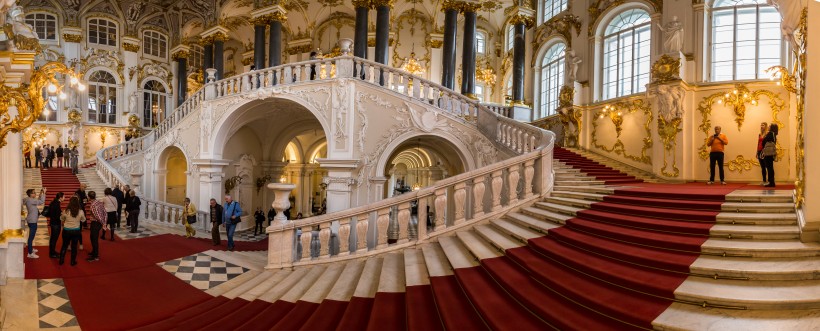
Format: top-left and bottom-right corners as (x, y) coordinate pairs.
(353, 0), (369, 59)
(213, 33), (227, 81)
(172, 50), (188, 107)
(253, 22), (266, 70)
(511, 19), (527, 104)
(374, 0), (391, 65)
(269, 16), (284, 68)
(202, 39), (214, 84)
(440, 0), (459, 90)
(460, 3), (480, 98)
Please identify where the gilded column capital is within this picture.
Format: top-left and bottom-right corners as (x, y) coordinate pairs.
(122, 42), (141, 52)
(212, 32), (229, 42)
(440, 0), (460, 12)
(269, 11), (287, 23)
(351, 0), (371, 9)
(371, 0), (394, 9)
(249, 16), (271, 26)
(509, 14), (535, 28)
(459, 2), (481, 14)
(172, 50), (190, 61)
(62, 33), (82, 43)
(198, 36), (215, 46)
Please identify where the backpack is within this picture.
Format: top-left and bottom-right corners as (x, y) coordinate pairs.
(41, 205), (50, 217)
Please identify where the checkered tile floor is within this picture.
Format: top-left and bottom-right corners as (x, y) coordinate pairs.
(31, 220), (51, 246)
(158, 253), (249, 290)
(115, 226), (158, 240)
(37, 279), (78, 328)
(233, 229), (268, 242)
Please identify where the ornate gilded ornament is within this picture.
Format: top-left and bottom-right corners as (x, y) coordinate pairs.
(62, 33), (82, 43)
(122, 43), (140, 52)
(589, 1), (662, 37)
(765, 66), (797, 94)
(657, 116), (682, 177)
(3, 23), (42, 54)
(428, 40), (443, 48)
(171, 50), (190, 61)
(509, 14), (535, 28)
(696, 84), (786, 160)
(0, 62), (80, 149)
(83, 126), (121, 158)
(440, 0), (461, 11)
(532, 14), (582, 65)
(591, 98), (653, 164)
(651, 54), (681, 83)
(198, 36), (215, 46)
(371, 0), (395, 8)
(459, 2), (482, 13)
(67, 108), (82, 124)
(212, 32), (229, 42)
(792, 8), (807, 208)
(224, 175), (242, 194)
(352, 0), (371, 9)
(725, 155), (758, 174)
(558, 85), (574, 109)
(126, 114), (141, 138)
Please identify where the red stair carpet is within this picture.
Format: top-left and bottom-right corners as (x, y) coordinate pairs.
(39, 167), (82, 209)
(554, 147), (643, 184)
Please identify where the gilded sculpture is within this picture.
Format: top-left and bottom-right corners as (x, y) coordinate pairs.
(651, 54), (681, 84)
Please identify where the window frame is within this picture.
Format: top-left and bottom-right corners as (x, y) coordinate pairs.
(537, 42), (566, 119)
(188, 44), (205, 72)
(476, 30), (487, 55)
(24, 12), (58, 42)
(708, 0), (784, 82)
(541, 0), (568, 24)
(142, 30), (169, 60)
(600, 8), (652, 101)
(86, 70), (119, 125)
(142, 80), (170, 128)
(87, 18), (119, 48)
(506, 25), (515, 52)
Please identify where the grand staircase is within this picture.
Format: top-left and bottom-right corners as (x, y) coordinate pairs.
(119, 148), (820, 331)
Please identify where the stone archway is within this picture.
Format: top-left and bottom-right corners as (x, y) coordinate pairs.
(156, 146), (188, 205)
(381, 134), (470, 199)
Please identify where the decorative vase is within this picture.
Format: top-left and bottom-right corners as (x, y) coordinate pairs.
(268, 182), (297, 223)
(339, 38), (353, 55)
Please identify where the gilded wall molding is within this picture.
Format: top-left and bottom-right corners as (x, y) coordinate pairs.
(794, 8), (807, 208)
(532, 14), (582, 65)
(591, 98), (652, 165)
(657, 116), (682, 177)
(651, 54), (681, 84)
(588, 0), (662, 37)
(83, 126), (122, 158)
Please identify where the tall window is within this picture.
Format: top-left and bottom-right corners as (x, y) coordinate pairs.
(38, 90), (58, 121)
(25, 13), (57, 41)
(189, 44), (205, 71)
(542, 0), (568, 23)
(143, 31), (168, 59)
(602, 9), (651, 100)
(475, 84), (486, 103)
(505, 77), (513, 104)
(711, 0), (782, 81)
(538, 43), (566, 119)
(143, 80), (168, 128)
(87, 71), (117, 124)
(506, 25), (515, 52)
(476, 31), (487, 54)
(88, 18), (118, 47)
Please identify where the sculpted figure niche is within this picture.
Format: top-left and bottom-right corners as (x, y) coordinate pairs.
(657, 16), (683, 54)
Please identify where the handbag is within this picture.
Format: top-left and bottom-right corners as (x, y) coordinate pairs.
(762, 141), (777, 157)
(186, 215), (197, 224)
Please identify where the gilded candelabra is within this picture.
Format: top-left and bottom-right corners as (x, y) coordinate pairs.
(0, 61), (84, 149)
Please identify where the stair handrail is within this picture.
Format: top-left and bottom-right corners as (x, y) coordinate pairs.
(141, 197), (210, 232)
(265, 130), (555, 269)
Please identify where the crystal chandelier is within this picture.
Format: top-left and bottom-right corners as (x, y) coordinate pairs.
(401, 52), (425, 76)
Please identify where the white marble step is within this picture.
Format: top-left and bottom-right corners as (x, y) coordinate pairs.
(689, 256), (820, 281)
(716, 212), (798, 226)
(377, 253), (406, 293)
(520, 206), (572, 225)
(258, 268), (312, 303)
(404, 249), (431, 287)
(325, 260), (366, 302)
(551, 190), (606, 202)
(701, 239), (820, 258)
(279, 266), (327, 303)
(352, 257), (383, 298)
(239, 270), (290, 301)
(554, 168), (582, 173)
(544, 196), (594, 209)
(721, 202), (795, 213)
(653, 302), (820, 331)
(222, 269), (271, 299)
(674, 276), (820, 310)
(437, 235), (480, 269)
(299, 264), (345, 304)
(505, 212), (562, 234)
(555, 179), (606, 186)
(205, 270), (261, 297)
(473, 224), (521, 252)
(490, 218), (543, 242)
(533, 201), (581, 217)
(555, 174), (597, 181)
(456, 230), (504, 260)
(725, 190), (794, 203)
(421, 243), (454, 277)
(552, 185), (616, 195)
(710, 224), (800, 240)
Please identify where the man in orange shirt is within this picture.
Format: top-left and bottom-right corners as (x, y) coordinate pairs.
(707, 126), (729, 185)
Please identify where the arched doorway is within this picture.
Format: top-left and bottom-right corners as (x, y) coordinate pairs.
(157, 146), (187, 205)
(383, 136), (467, 198)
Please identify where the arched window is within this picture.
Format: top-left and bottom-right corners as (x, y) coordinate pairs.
(88, 18), (118, 47)
(538, 43), (566, 119)
(504, 77), (513, 104)
(143, 30), (168, 59)
(602, 9), (651, 100)
(711, 0), (782, 81)
(87, 71), (117, 124)
(25, 13), (57, 41)
(143, 80), (168, 128)
(506, 25), (515, 52)
(476, 31), (487, 54)
(542, 0), (568, 23)
(475, 84), (486, 103)
(189, 44), (205, 72)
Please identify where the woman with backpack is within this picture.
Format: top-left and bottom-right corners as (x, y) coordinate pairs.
(47, 192), (64, 258)
(59, 196), (86, 266)
(761, 123), (779, 188)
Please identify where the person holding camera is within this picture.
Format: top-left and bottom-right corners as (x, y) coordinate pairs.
(707, 126), (729, 185)
(23, 187), (46, 258)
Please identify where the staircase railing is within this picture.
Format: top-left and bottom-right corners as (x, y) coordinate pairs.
(141, 198), (209, 232)
(266, 130), (554, 269)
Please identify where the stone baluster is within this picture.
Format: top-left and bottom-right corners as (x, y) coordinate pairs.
(338, 218), (351, 255)
(434, 188), (447, 229)
(453, 182), (467, 225)
(319, 226), (331, 258)
(376, 207), (390, 249)
(472, 176), (486, 218)
(398, 202), (411, 243)
(524, 159), (535, 197)
(508, 164), (520, 205)
(300, 227), (312, 260)
(356, 214), (369, 252)
(491, 170), (503, 208)
(417, 197), (428, 239)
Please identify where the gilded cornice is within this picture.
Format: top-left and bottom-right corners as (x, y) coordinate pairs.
(198, 36), (215, 46)
(122, 43), (141, 53)
(510, 14), (535, 28)
(352, 0), (371, 9)
(63, 33), (83, 43)
(371, 0), (395, 9)
(172, 50), (190, 61)
(440, 0), (461, 12)
(459, 2), (482, 14)
(212, 32), (230, 42)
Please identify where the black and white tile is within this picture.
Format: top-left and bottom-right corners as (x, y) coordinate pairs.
(114, 226), (158, 240)
(37, 279), (79, 329)
(232, 229), (268, 242)
(158, 253), (249, 290)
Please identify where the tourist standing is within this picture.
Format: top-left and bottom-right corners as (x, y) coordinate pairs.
(59, 196), (85, 266)
(102, 188), (118, 241)
(56, 145), (64, 167)
(24, 145), (31, 168)
(46, 192), (64, 258)
(209, 199), (223, 246)
(707, 126), (729, 185)
(126, 190), (141, 233)
(87, 191), (106, 262)
(757, 122), (769, 186)
(762, 124), (779, 188)
(70, 146), (79, 175)
(75, 184), (88, 228)
(222, 195), (242, 251)
(267, 207), (275, 226)
(47, 145), (55, 168)
(254, 207), (265, 235)
(182, 197), (197, 238)
(123, 185), (132, 227)
(34, 145), (42, 168)
(41, 144), (48, 169)
(22, 188), (46, 258)
(112, 185), (124, 229)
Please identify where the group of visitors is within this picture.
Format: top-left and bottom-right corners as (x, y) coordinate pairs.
(22, 183), (140, 266)
(201, 195), (244, 251)
(706, 123), (779, 187)
(25, 144), (79, 174)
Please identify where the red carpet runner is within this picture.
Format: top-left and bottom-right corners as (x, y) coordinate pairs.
(39, 167), (82, 209)
(554, 147), (643, 184)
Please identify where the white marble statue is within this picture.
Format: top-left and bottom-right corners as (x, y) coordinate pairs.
(767, 0), (806, 49)
(7, 6), (37, 39)
(655, 84), (685, 122)
(128, 92), (137, 114)
(565, 49), (581, 84)
(0, 0), (15, 26)
(657, 16), (683, 54)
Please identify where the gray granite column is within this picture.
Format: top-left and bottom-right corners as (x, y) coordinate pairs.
(460, 3), (480, 98)
(173, 51), (187, 106)
(440, 0), (459, 90)
(253, 23), (266, 70)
